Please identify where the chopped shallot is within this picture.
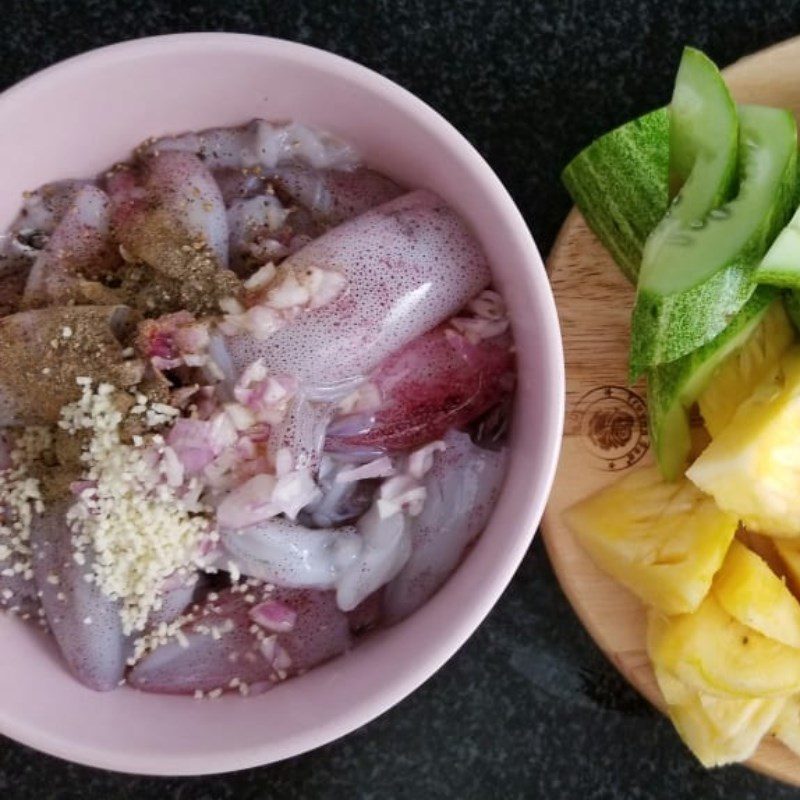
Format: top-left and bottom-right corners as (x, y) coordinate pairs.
(335, 456), (396, 484)
(407, 441), (447, 480)
(216, 464), (320, 530)
(377, 475), (427, 519)
(250, 599), (297, 633)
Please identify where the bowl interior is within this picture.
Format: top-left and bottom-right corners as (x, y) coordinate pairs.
(0, 34), (563, 775)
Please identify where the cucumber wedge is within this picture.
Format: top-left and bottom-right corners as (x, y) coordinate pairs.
(666, 48), (739, 218)
(756, 203), (800, 286)
(629, 48), (739, 381)
(631, 105), (798, 378)
(561, 108), (669, 283)
(748, 161), (800, 330)
(648, 286), (778, 480)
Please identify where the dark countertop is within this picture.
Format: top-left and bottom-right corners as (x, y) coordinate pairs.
(2, 1), (800, 798)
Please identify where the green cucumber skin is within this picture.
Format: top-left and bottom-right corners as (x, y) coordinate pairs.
(647, 395), (690, 484)
(630, 109), (798, 379)
(561, 108), (669, 284)
(648, 285), (777, 480)
(631, 263), (756, 379)
(755, 195), (800, 287)
(757, 265), (800, 288)
(756, 158), (800, 288)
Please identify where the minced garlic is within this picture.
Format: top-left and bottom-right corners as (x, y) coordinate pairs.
(0, 428), (50, 587)
(61, 380), (213, 635)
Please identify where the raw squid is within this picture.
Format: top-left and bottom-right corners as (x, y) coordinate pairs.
(221, 496), (412, 613)
(384, 430), (509, 621)
(226, 194), (291, 274)
(0, 117), (515, 699)
(336, 501), (411, 612)
(108, 153), (238, 313)
(0, 568), (40, 620)
(266, 394), (333, 470)
(144, 120), (359, 172)
(147, 572), (204, 628)
(0, 306), (143, 426)
(346, 589), (384, 634)
(269, 166), (403, 226)
(221, 516), (360, 590)
(0, 180), (93, 316)
(10, 180), (93, 241)
(129, 586), (272, 694)
(216, 165), (400, 255)
(267, 588), (352, 673)
(128, 586), (351, 694)
(32, 500), (131, 691)
(326, 326), (515, 454)
(212, 168), (267, 205)
(110, 151), (229, 267)
(225, 190), (491, 465)
(22, 185), (120, 308)
(299, 455), (379, 528)
(226, 190), (492, 389)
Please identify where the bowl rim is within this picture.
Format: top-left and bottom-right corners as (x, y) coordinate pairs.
(0, 31), (565, 775)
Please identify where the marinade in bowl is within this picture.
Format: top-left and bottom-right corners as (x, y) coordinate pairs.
(0, 118), (516, 698)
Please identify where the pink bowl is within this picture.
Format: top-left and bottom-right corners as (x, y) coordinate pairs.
(0, 33), (564, 774)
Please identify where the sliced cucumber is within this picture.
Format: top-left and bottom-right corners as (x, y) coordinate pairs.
(631, 105), (798, 378)
(756, 203), (800, 286)
(629, 50), (740, 379)
(561, 108), (669, 283)
(747, 161), (800, 328)
(666, 47), (739, 218)
(648, 286), (778, 480)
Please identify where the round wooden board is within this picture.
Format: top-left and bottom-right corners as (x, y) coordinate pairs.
(541, 35), (800, 785)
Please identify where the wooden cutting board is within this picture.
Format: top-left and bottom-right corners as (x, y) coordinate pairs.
(541, 35), (800, 785)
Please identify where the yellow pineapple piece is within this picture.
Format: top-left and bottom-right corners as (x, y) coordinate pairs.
(698, 300), (793, 437)
(669, 694), (785, 768)
(688, 346), (800, 537)
(564, 466), (737, 614)
(713, 540), (800, 649)
(647, 595), (800, 698)
(773, 695), (800, 756)
(653, 661), (694, 706)
(650, 613), (787, 766)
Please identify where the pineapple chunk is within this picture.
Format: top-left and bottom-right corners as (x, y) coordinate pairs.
(653, 661), (694, 706)
(687, 346), (800, 537)
(669, 694), (785, 768)
(650, 614), (788, 766)
(647, 595), (800, 698)
(564, 466), (737, 614)
(773, 695), (800, 756)
(713, 540), (800, 649)
(697, 692), (783, 741)
(698, 300), (793, 437)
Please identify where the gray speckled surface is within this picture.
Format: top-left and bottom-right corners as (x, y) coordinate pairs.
(3, 1), (800, 798)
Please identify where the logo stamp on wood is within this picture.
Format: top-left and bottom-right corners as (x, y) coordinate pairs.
(575, 386), (649, 470)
